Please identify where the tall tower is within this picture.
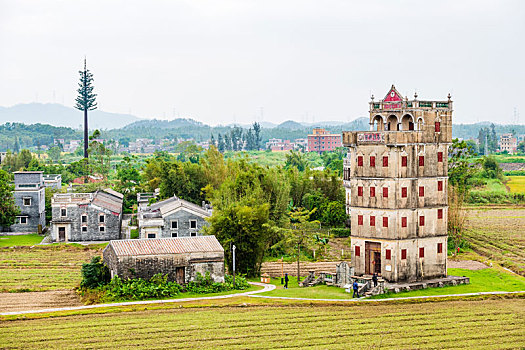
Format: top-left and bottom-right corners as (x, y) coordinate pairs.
(342, 85), (452, 282)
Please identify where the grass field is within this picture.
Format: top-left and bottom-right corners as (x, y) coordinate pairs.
(1, 299), (523, 349)
(0, 234), (43, 247)
(463, 208), (525, 276)
(507, 176), (525, 193)
(0, 245), (102, 292)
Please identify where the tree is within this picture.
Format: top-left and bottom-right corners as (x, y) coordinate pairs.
(285, 150), (308, 172)
(75, 58), (97, 159)
(217, 133), (225, 153)
(518, 141), (525, 154)
(481, 156), (503, 180)
(87, 130), (111, 180)
(47, 146), (62, 163)
(253, 122), (261, 150)
(320, 201), (347, 227)
(0, 170), (19, 228)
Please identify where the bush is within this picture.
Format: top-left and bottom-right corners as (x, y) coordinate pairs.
(467, 191), (525, 204)
(80, 256), (111, 289)
(331, 228), (351, 238)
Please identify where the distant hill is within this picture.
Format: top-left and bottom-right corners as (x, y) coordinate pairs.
(0, 103), (142, 130)
(277, 120), (305, 130)
(123, 118), (204, 129)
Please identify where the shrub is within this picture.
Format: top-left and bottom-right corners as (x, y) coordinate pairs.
(80, 256), (111, 289)
(331, 228), (351, 238)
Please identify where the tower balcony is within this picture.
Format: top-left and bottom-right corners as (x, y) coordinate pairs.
(343, 130), (451, 147)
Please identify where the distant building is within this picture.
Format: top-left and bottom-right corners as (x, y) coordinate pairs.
(498, 133), (517, 154)
(0, 152), (7, 164)
(293, 138), (308, 150)
(50, 189), (123, 242)
(138, 195), (212, 239)
(265, 138), (283, 149)
(270, 139), (294, 152)
(307, 128), (342, 153)
(43, 174), (62, 190)
(103, 236), (225, 283)
(64, 140), (81, 153)
(72, 174), (104, 184)
(10, 171), (46, 233)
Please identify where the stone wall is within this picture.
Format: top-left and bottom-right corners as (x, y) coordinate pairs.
(10, 188), (45, 232)
(160, 210), (209, 238)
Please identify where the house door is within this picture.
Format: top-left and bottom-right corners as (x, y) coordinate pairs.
(175, 267), (185, 285)
(365, 241), (381, 275)
(58, 227), (66, 242)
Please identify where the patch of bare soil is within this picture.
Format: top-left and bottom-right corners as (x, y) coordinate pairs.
(448, 260), (489, 270)
(0, 290), (81, 313)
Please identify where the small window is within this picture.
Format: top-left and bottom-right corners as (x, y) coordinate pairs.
(82, 226), (87, 232)
(419, 186), (425, 197)
(20, 217), (27, 224)
(358, 186), (363, 197)
(419, 247), (425, 258)
(23, 198), (31, 206)
(438, 208), (443, 219)
(370, 156), (376, 167)
(383, 187), (388, 198)
(355, 246), (360, 257)
(383, 217), (388, 228)
(438, 180), (443, 192)
(81, 215), (87, 223)
(382, 156), (388, 167)
(435, 122), (441, 132)
(370, 216), (375, 227)
(190, 220), (197, 229)
(401, 249), (407, 260)
(419, 216), (425, 226)
(358, 215), (363, 226)
(171, 231), (178, 238)
(99, 214), (105, 223)
(385, 249), (391, 260)
(171, 220), (178, 230)
(357, 156), (363, 167)
(147, 233), (156, 239)
(437, 243), (443, 254)
(190, 232), (197, 237)
(401, 156), (408, 167)
(401, 217), (407, 228)
(401, 187), (407, 198)
(419, 156), (425, 167)
(370, 187), (376, 197)
(61, 208), (67, 217)
(99, 226), (105, 232)
(437, 152), (443, 163)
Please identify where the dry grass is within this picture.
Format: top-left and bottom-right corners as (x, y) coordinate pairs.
(507, 176), (525, 193)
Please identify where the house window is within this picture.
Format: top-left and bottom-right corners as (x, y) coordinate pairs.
(437, 243), (443, 254)
(383, 217), (388, 228)
(171, 231), (178, 238)
(435, 122), (441, 132)
(358, 186), (363, 197)
(370, 187), (376, 197)
(147, 233), (156, 239)
(401, 217), (407, 228)
(438, 152), (443, 163)
(438, 180), (443, 191)
(81, 215), (87, 223)
(419, 186), (425, 197)
(355, 246), (360, 257)
(401, 249), (407, 260)
(419, 216), (425, 226)
(19, 217), (27, 224)
(438, 208), (443, 219)
(370, 156), (376, 167)
(419, 156), (425, 167)
(61, 208), (67, 217)
(401, 187), (407, 198)
(99, 226), (105, 232)
(191, 232), (197, 237)
(82, 226), (87, 232)
(23, 198), (31, 206)
(370, 216), (375, 227)
(401, 156), (408, 167)
(419, 247), (425, 258)
(383, 156), (388, 167)
(99, 214), (105, 223)
(383, 187), (388, 198)
(385, 249), (391, 260)
(357, 156), (363, 166)
(171, 220), (178, 230)
(358, 215), (363, 225)
(190, 220), (197, 229)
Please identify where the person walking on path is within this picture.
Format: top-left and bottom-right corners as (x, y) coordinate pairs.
(372, 273), (378, 288)
(352, 280), (359, 298)
(284, 273), (289, 289)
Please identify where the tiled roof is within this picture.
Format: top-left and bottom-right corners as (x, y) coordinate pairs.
(160, 198), (211, 217)
(92, 191), (123, 214)
(106, 236), (223, 256)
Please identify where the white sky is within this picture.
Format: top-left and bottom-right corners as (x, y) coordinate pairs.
(1, 0), (524, 125)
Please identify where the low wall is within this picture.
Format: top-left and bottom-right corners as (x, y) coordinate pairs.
(261, 261), (350, 277)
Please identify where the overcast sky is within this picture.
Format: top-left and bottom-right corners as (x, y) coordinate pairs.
(1, 0), (524, 125)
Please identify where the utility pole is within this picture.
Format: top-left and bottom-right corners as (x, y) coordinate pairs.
(485, 133), (488, 156)
(232, 244), (236, 286)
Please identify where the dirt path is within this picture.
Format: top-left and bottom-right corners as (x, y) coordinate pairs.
(448, 260), (489, 270)
(0, 290), (81, 313)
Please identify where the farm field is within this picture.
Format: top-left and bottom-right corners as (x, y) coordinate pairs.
(1, 299), (523, 349)
(463, 207), (525, 276)
(507, 176), (525, 193)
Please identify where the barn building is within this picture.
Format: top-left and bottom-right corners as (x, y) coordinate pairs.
(103, 236), (225, 284)
(343, 85), (451, 282)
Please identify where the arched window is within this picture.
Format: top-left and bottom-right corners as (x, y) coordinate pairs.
(401, 114), (414, 131)
(416, 118), (424, 131)
(386, 115), (399, 131)
(372, 115), (384, 131)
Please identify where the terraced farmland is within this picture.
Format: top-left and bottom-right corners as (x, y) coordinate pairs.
(464, 208), (525, 276)
(1, 299), (524, 349)
(0, 245), (102, 291)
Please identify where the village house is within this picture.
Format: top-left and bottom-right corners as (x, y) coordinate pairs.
(307, 128), (342, 153)
(343, 85), (451, 282)
(103, 236), (225, 284)
(138, 195), (212, 239)
(498, 133), (518, 154)
(43, 174), (62, 190)
(50, 189), (123, 242)
(10, 171), (46, 233)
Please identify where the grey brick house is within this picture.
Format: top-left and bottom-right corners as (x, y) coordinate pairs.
(50, 189), (123, 242)
(10, 171), (46, 233)
(103, 236), (225, 284)
(138, 195), (212, 239)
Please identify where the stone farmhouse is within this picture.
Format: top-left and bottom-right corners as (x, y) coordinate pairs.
(103, 236), (225, 284)
(138, 194), (212, 239)
(343, 85), (451, 282)
(50, 189), (123, 242)
(10, 171), (46, 233)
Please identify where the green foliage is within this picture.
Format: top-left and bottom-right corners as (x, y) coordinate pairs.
(320, 201), (347, 227)
(284, 150), (308, 171)
(130, 228), (139, 239)
(448, 138), (479, 194)
(75, 59), (97, 112)
(330, 227), (351, 238)
(480, 156), (503, 180)
(80, 256), (110, 289)
(0, 170), (19, 228)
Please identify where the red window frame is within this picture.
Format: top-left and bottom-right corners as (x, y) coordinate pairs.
(438, 180), (443, 192)
(401, 217), (407, 227)
(401, 156), (408, 167)
(370, 156), (376, 167)
(370, 216), (375, 227)
(419, 156), (425, 167)
(437, 243), (443, 254)
(438, 208), (443, 219)
(401, 249), (407, 260)
(435, 121), (441, 132)
(385, 249), (391, 260)
(401, 187), (407, 198)
(383, 217), (388, 228)
(355, 246), (360, 257)
(419, 215), (425, 226)
(437, 151), (443, 163)
(357, 156), (363, 166)
(370, 187), (376, 197)
(358, 186), (363, 197)
(383, 156), (388, 167)
(419, 247), (425, 258)
(383, 187), (388, 198)
(419, 186), (425, 197)
(358, 215), (363, 225)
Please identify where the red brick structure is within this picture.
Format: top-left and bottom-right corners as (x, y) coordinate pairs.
(307, 128), (342, 153)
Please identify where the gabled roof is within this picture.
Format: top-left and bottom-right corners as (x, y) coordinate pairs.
(102, 188), (124, 200)
(92, 190), (123, 214)
(106, 236), (223, 257)
(382, 84), (404, 102)
(160, 198), (211, 218)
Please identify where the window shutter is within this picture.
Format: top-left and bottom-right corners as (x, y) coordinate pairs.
(438, 243), (443, 254)
(383, 156), (388, 167)
(401, 217), (407, 227)
(438, 180), (443, 191)
(358, 186), (363, 197)
(383, 217), (388, 228)
(357, 156), (363, 166)
(419, 247), (425, 258)
(355, 246), (360, 257)
(401, 249), (407, 260)
(419, 156), (425, 166)
(386, 249), (391, 260)
(435, 122), (440, 132)
(370, 216), (375, 227)
(358, 215), (363, 225)
(401, 156), (408, 167)
(419, 215), (425, 226)
(402, 187), (407, 198)
(383, 187), (388, 198)
(419, 186), (425, 197)
(370, 187), (375, 197)
(438, 152), (443, 162)
(438, 208), (443, 219)
(370, 156), (376, 167)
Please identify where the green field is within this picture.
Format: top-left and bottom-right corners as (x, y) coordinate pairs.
(507, 176), (525, 193)
(0, 234), (43, 247)
(0, 299), (523, 349)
